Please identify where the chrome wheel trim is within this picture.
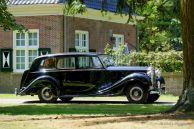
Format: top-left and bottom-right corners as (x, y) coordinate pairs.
(41, 87), (54, 101)
(129, 86), (143, 101)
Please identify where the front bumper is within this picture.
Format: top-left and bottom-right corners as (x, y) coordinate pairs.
(149, 90), (160, 95)
(149, 82), (165, 95)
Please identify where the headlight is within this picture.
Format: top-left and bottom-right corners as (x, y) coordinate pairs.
(155, 69), (161, 78)
(147, 65), (155, 84)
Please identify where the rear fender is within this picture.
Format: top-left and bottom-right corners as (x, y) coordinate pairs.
(18, 75), (60, 95)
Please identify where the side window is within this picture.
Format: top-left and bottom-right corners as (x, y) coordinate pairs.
(41, 58), (56, 69)
(57, 57), (75, 69)
(78, 56), (103, 69)
(92, 57), (103, 68)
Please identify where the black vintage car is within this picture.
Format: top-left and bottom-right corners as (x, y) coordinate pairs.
(17, 53), (165, 103)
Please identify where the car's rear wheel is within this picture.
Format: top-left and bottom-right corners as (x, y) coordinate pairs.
(147, 94), (160, 103)
(38, 86), (58, 103)
(60, 97), (73, 102)
(125, 84), (148, 103)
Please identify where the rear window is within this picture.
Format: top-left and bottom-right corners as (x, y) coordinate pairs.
(40, 58), (56, 69)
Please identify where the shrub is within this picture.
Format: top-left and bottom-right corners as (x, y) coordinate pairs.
(104, 44), (183, 72)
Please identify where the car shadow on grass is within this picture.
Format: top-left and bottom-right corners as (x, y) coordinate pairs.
(23, 100), (176, 105)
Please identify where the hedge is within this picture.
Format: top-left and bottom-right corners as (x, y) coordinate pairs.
(128, 51), (183, 72)
(105, 44), (183, 72)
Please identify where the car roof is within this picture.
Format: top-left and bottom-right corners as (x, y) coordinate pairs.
(36, 52), (100, 60)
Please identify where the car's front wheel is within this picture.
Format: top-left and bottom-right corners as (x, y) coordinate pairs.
(125, 84), (148, 103)
(38, 86), (58, 103)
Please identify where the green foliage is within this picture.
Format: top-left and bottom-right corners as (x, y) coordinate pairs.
(104, 43), (130, 66)
(63, 0), (87, 15)
(0, 0), (25, 31)
(136, 0), (182, 52)
(130, 51), (183, 72)
(104, 44), (183, 72)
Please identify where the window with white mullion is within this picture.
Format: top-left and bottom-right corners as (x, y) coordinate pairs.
(28, 50), (38, 68)
(16, 33), (25, 47)
(75, 30), (89, 52)
(113, 34), (124, 49)
(29, 32), (38, 46)
(82, 34), (86, 47)
(13, 29), (39, 72)
(75, 33), (80, 47)
(16, 49), (25, 70)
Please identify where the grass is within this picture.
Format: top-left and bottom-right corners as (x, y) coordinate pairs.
(0, 94), (177, 115)
(0, 104), (172, 115)
(158, 94), (179, 101)
(0, 94), (186, 129)
(0, 94), (38, 99)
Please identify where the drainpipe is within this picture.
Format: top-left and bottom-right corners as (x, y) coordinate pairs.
(63, 0), (67, 53)
(64, 15), (67, 52)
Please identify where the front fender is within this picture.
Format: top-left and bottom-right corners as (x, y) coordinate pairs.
(123, 72), (152, 86)
(157, 76), (165, 84)
(99, 73), (151, 94)
(18, 75), (60, 95)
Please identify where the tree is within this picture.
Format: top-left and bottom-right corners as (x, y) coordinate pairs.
(169, 0), (194, 112)
(0, 0), (25, 31)
(65, 0), (194, 112)
(136, 0), (182, 52)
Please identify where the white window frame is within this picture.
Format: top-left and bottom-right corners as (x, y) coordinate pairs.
(13, 29), (39, 72)
(75, 30), (89, 52)
(113, 34), (124, 49)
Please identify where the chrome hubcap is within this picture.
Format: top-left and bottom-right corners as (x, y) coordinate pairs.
(129, 87), (143, 101)
(41, 87), (53, 100)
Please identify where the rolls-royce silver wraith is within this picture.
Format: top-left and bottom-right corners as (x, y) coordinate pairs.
(17, 53), (165, 103)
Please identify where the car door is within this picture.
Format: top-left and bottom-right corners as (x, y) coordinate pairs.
(60, 55), (106, 94)
(76, 55), (108, 93)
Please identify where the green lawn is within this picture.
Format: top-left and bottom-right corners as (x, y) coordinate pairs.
(0, 94), (38, 99)
(0, 103), (172, 115)
(0, 94), (177, 115)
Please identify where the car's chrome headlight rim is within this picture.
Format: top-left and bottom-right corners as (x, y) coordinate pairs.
(147, 65), (155, 84)
(155, 69), (161, 78)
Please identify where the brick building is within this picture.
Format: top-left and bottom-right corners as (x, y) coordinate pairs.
(0, 0), (137, 93)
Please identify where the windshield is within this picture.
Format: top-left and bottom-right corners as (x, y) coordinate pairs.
(98, 54), (115, 67)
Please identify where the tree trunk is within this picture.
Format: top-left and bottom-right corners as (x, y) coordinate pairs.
(170, 0), (194, 112)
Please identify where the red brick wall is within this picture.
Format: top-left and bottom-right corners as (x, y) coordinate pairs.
(66, 16), (137, 52)
(0, 15), (137, 53)
(0, 15), (64, 53)
(0, 29), (13, 48)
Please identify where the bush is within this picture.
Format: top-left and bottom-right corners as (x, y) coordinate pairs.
(130, 51), (183, 72)
(104, 44), (183, 72)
